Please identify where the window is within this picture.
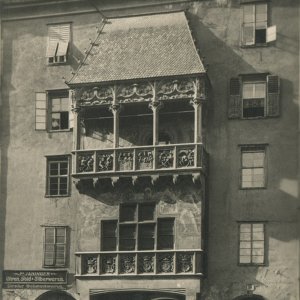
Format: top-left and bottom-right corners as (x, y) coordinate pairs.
(46, 156), (70, 197)
(43, 226), (67, 267)
(101, 203), (174, 251)
(239, 222), (265, 265)
(242, 81), (266, 118)
(46, 23), (71, 64)
(49, 92), (70, 131)
(228, 75), (280, 119)
(35, 90), (73, 132)
(241, 146), (266, 189)
(241, 2), (276, 46)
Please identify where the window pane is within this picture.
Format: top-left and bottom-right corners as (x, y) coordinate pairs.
(102, 221), (117, 237)
(157, 236), (174, 250)
(240, 232), (251, 241)
(254, 83), (266, 98)
(60, 111), (69, 130)
(51, 113), (61, 130)
(56, 244), (66, 266)
(138, 224), (155, 250)
(240, 223), (251, 232)
(56, 228), (66, 243)
(102, 237), (117, 251)
(240, 241), (251, 249)
(60, 162), (68, 175)
(120, 204), (137, 222)
(240, 249), (251, 256)
(119, 239), (136, 251)
(243, 83), (254, 99)
(60, 98), (69, 111)
(157, 219), (174, 250)
(44, 245), (55, 266)
(49, 177), (59, 194)
(119, 224), (136, 238)
(239, 256), (251, 264)
(138, 203), (155, 221)
(49, 162), (59, 175)
(45, 228), (55, 243)
(52, 98), (61, 111)
(252, 255), (264, 264)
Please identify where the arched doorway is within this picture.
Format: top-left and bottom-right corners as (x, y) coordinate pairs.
(36, 291), (76, 300)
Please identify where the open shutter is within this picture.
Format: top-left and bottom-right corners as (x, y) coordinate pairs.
(55, 227), (67, 266)
(44, 228), (55, 266)
(242, 5), (255, 46)
(266, 25), (277, 42)
(35, 92), (47, 130)
(69, 90), (74, 129)
(228, 78), (242, 119)
(267, 75), (280, 117)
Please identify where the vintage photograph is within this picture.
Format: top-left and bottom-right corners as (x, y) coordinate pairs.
(0, 0), (299, 299)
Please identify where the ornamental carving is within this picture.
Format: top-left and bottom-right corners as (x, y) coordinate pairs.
(178, 148), (195, 167)
(118, 151), (134, 171)
(158, 149), (174, 168)
(137, 150), (153, 170)
(97, 153), (113, 172)
(120, 254), (136, 274)
(157, 79), (195, 101)
(138, 254), (154, 273)
(80, 86), (113, 106)
(78, 153), (94, 173)
(85, 256), (97, 274)
(177, 253), (193, 273)
(117, 82), (153, 103)
(157, 253), (174, 273)
(101, 255), (116, 274)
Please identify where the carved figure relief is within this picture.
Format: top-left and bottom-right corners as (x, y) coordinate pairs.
(97, 153), (113, 171)
(86, 256), (97, 274)
(117, 82), (153, 103)
(117, 151), (134, 171)
(101, 255), (116, 274)
(158, 149), (174, 168)
(138, 254), (154, 273)
(120, 255), (136, 274)
(78, 153), (94, 173)
(177, 253), (193, 273)
(178, 148), (195, 167)
(137, 150), (153, 169)
(158, 253), (174, 273)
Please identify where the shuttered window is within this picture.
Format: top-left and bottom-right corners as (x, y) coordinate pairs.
(239, 223), (265, 265)
(47, 23), (71, 64)
(228, 75), (280, 119)
(241, 3), (276, 46)
(35, 92), (47, 130)
(44, 227), (67, 267)
(101, 203), (174, 251)
(241, 146), (266, 189)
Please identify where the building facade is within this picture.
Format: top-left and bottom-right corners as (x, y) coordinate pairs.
(0, 0), (299, 300)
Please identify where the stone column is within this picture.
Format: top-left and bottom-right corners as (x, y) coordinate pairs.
(109, 104), (121, 148)
(149, 101), (163, 145)
(190, 98), (203, 143)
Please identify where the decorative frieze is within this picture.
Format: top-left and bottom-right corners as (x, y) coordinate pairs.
(80, 86), (114, 105)
(137, 150), (154, 170)
(117, 82), (153, 103)
(97, 153), (114, 172)
(85, 256), (98, 274)
(117, 151), (134, 171)
(177, 148), (195, 167)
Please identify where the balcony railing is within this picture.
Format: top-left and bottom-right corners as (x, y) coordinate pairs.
(76, 250), (203, 277)
(72, 143), (208, 178)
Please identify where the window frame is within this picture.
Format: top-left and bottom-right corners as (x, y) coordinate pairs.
(43, 225), (68, 268)
(241, 2), (271, 47)
(46, 22), (71, 65)
(238, 222), (266, 266)
(101, 203), (176, 251)
(242, 80), (267, 119)
(46, 155), (71, 197)
(240, 145), (267, 190)
(47, 90), (71, 132)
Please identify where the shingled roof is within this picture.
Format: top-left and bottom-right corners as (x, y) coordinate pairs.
(68, 11), (205, 85)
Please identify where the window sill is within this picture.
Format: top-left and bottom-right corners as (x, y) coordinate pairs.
(43, 266), (67, 269)
(240, 187), (266, 190)
(47, 62), (69, 66)
(241, 43), (268, 48)
(238, 263), (265, 267)
(48, 129), (72, 133)
(45, 194), (70, 198)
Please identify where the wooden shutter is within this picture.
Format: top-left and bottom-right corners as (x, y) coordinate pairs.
(47, 24), (70, 57)
(242, 5), (255, 46)
(228, 78), (242, 119)
(266, 25), (277, 42)
(44, 228), (55, 266)
(35, 92), (47, 130)
(68, 90), (74, 129)
(267, 75), (280, 117)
